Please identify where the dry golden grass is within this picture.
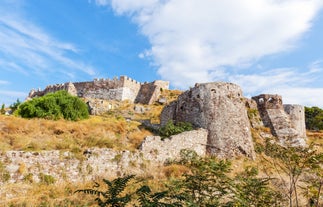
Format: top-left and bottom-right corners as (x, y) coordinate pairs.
(1, 182), (97, 207)
(0, 114), (153, 152)
(307, 130), (323, 152)
(162, 164), (190, 178)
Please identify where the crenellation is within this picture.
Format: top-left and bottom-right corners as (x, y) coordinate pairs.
(27, 76), (170, 112)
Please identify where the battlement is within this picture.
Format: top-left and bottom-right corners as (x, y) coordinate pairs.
(27, 76), (169, 107)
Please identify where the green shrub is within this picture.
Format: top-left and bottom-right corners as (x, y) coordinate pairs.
(0, 104), (5, 114)
(159, 120), (193, 138)
(10, 99), (21, 113)
(305, 106), (323, 130)
(17, 90), (89, 121)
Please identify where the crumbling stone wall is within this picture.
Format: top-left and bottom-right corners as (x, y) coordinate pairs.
(252, 94), (306, 146)
(0, 129), (207, 184)
(139, 128), (208, 162)
(284, 104), (306, 138)
(27, 76), (169, 109)
(161, 82), (255, 159)
(28, 82), (77, 99)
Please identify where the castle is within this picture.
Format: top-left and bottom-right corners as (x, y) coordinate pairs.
(27, 78), (307, 153)
(1, 80), (308, 185)
(28, 76), (169, 113)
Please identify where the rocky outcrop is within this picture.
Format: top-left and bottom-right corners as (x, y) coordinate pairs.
(252, 94), (306, 146)
(161, 82), (255, 159)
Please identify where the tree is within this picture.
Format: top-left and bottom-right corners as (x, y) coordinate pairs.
(10, 99), (21, 113)
(0, 104), (5, 114)
(229, 166), (283, 207)
(17, 90), (89, 121)
(263, 140), (323, 207)
(305, 106), (323, 130)
(167, 150), (233, 206)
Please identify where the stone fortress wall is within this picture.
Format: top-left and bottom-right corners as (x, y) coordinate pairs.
(28, 76), (169, 108)
(161, 82), (255, 159)
(252, 94), (307, 146)
(160, 83), (307, 159)
(0, 129), (208, 184)
(1, 80), (310, 185)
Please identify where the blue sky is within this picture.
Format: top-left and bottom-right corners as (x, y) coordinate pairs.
(1, 0), (323, 107)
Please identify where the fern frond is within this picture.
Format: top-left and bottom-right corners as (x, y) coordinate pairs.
(75, 189), (104, 197)
(109, 174), (135, 198)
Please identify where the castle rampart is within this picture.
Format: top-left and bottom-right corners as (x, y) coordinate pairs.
(27, 76), (169, 110)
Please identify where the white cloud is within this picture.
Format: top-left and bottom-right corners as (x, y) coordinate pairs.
(0, 80), (9, 85)
(229, 64), (323, 107)
(268, 87), (323, 108)
(99, 0), (323, 89)
(95, 0), (110, 6)
(0, 4), (97, 78)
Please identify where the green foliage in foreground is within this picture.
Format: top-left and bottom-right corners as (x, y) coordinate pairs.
(262, 140), (323, 207)
(77, 142), (323, 207)
(76, 174), (184, 207)
(17, 90), (89, 121)
(77, 150), (283, 207)
(159, 120), (193, 138)
(305, 106), (323, 130)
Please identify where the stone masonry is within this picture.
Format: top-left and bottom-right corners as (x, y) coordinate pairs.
(252, 94), (307, 146)
(0, 129), (207, 184)
(28, 76), (169, 106)
(161, 82), (255, 159)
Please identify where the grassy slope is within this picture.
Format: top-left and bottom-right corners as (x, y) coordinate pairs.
(1, 89), (322, 206)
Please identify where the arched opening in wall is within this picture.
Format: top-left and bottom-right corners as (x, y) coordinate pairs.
(259, 98), (264, 104)
(180, 102), (186, 111)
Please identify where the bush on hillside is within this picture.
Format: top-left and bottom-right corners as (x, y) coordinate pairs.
(17, 90), (89, 121)
(159, 120), (193, 138)
(305, 106), (323, 130)
(10, 99), (21, 113)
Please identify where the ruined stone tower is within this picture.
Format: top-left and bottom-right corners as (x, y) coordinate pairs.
(252, 94), (306, 146)
(161, 82), (255, 159)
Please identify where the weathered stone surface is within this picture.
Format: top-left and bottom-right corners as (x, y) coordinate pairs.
(244, 98), (264, 129)
(139, 128), (208, 162)
(252, 94), (306, 146)
(161, 82), (255, 159)
(86, 99), (117, 115)
(0, 129), (208, 184)
(27, 76), (169, 110)
(284, 104), (307, 139)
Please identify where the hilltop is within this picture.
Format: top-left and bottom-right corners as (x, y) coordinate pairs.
(0, 78), (322, 206)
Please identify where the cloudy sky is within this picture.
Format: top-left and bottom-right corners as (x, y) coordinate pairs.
(1, 0), (323, 107)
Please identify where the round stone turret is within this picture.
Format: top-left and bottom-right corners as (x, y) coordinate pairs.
(161, 82), (255, 159)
